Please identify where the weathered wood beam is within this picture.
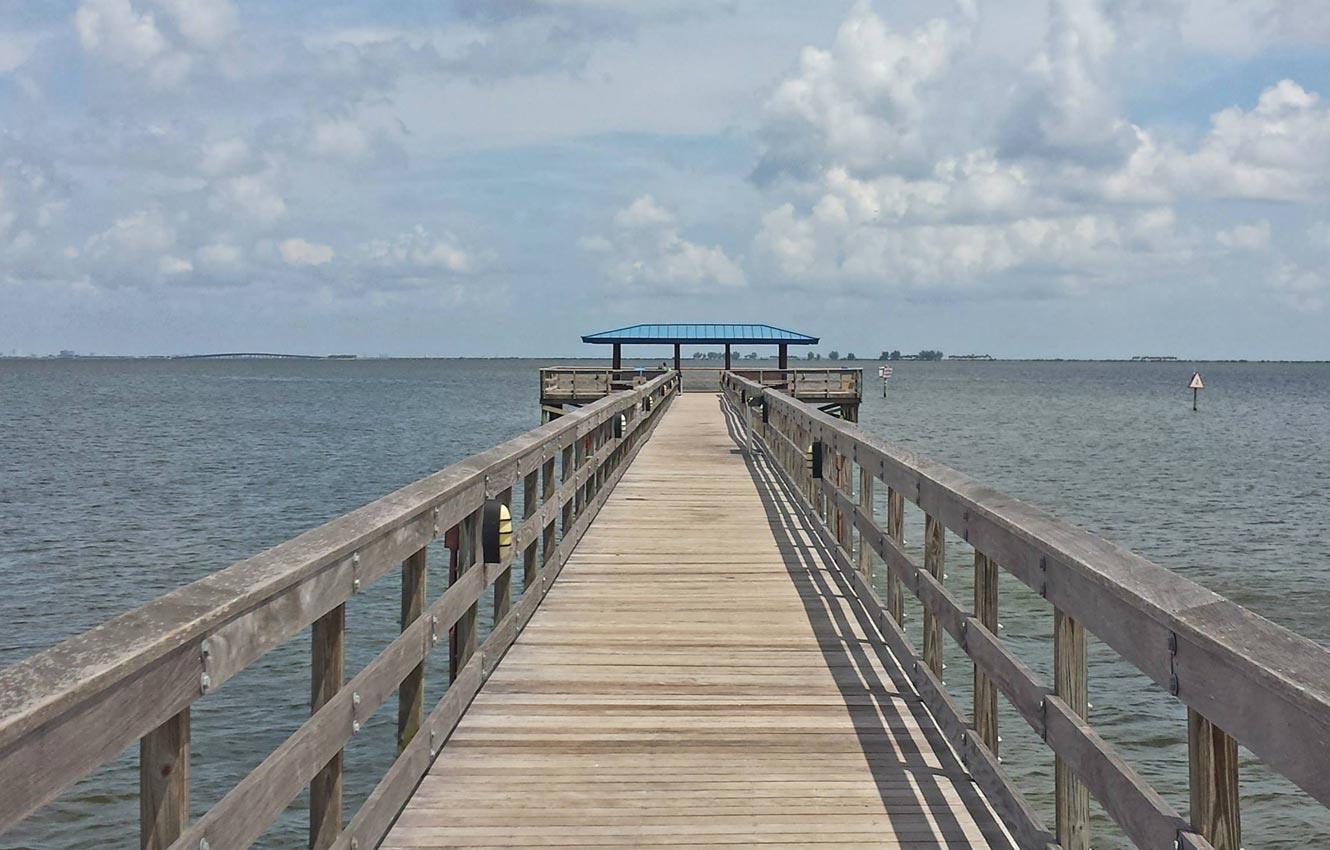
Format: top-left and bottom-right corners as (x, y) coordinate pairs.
(922, 513), (945, 677)
(1189, 709), (1241, 850)
(857, 466), (873, 583)
(139, 708), (189, 850)
(1055, 609), (1090, 850)
(397, 547), (427, 755)
(310, 604), (345, 849)
(974, 551), (999, 755)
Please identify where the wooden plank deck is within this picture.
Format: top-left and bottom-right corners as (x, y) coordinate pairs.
(382, 393), (1016, 849)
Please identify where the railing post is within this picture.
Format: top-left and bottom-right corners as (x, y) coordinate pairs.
(857, 466), (873, 583)
(973, 551), (998, 754)
(493, 487), (513, 624)
(1189, 709), (1241, 850)
(398, 546), (427, 754)
(310, 603), (345, 849)
(538, 456), (556, 585)
(1054, 609), (1090, 850)
(923, 513), (945, 676)
(140, 708), (189, 850)
(886, 489), (904, 625)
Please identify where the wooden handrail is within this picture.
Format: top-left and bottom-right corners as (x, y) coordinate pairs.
(0, 371), (679, 848)
(723, 371), (1330, 850)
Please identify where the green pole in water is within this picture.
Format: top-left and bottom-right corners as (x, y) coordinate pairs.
(1189, 371), (1204, 412)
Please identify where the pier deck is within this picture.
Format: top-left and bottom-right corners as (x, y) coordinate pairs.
(384, 394), (1011, 849)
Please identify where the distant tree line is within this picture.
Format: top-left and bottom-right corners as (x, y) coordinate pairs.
(877, 350), (943, 361)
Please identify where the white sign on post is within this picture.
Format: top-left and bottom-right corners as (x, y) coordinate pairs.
(1188, 372), (1204, 390)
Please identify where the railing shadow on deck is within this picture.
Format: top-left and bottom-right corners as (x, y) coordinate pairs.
(718, 394), (1017, 849)
(721, 370), (1330, 850)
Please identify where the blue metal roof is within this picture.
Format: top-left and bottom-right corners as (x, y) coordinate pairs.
(582, 324), (818, 345)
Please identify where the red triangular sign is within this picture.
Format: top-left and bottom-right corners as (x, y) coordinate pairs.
(1188, 372), (1205, 390)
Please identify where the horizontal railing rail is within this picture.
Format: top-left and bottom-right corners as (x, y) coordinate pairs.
(0, 371), (679, 849)
(723, 371), (1330, 850)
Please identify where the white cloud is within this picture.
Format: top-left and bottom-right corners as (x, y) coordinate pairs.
(75, 0), (169, 67)
(209, 172), (286, 223)
(1215, 220), (1270, 252)
(586, 195), (745, 292)
(998, 0), (1134, 165)
(197, 240), (243, 267)
(86, 207), (176, 255)
(158, 254), (193, 274)
(0, 32), (44, 74)
(1178, 81), (1330, 201)
(151, 0), (237, 49)
(361, 226), (473, 275)
(1274, 264), (1327, 313)
(199, 138), (251, 177)
(756, 1), (968, 180)
(309, 119), (371, 160)
(279, 237), (334, 266)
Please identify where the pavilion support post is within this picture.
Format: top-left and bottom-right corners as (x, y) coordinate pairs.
(779, 344), (788, 370)
(673, 343), (681, 386)
(725, 344), (731, 371)
(611, 343), (621, 371)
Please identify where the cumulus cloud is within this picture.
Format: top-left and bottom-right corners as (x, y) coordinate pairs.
(756, 1), (969, 181)
(746, 1), (1328, 308)
(361, 226), (474, 277)
(209, 172), (286, 223)
(86, 207), (176, 256)
(584, 195), (745, 292)
(998, 0), (1135, 165)
(279, 237), (334, 266)
(1215, 220), (1270, 252)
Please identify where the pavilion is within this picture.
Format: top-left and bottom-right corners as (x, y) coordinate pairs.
(581, 323), (818, 372)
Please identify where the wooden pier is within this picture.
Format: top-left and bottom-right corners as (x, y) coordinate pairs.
(3, 368), (1330, 850)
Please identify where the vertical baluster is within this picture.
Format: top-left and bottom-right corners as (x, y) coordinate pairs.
(1189, 710), (1241, 850)
(521, 468), (540, 591)
(857, 467), (873, 583)
(538, 456), (556, 587)
(835, 449), (845, 556)
(886, 489), (905, 625)
(573, 436), (587, 518)
(1054, 609), (1090, 850)
(923, 513), (945, 676)
(398, 547), (427, 753)
(560, 443), (575, 535)
(493, 486), (513, 624)
(973, 551), (998, 754)
(454, 508), (481, 670)
(310, 603), (345, 849)
(140, 708), (190, 850)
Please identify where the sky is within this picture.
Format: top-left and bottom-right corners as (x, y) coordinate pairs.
(1, 0), (1329, 358)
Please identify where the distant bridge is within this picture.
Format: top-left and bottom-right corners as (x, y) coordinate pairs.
(171, 352), (355, 360)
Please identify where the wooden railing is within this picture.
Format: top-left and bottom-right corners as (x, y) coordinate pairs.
(542, 366), (861, 401)
(722, 372), (1330, 850)
(728, 366), (862, 400)
(540, 366), (670, 401)
(0, 371), (679, 850)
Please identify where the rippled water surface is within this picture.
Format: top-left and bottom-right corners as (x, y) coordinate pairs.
(2, 358), (1327, 848)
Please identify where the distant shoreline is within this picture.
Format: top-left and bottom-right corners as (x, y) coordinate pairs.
(4, 355), (1329, 364)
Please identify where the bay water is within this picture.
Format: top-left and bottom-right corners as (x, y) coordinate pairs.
(1, 358), (1327, 848)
